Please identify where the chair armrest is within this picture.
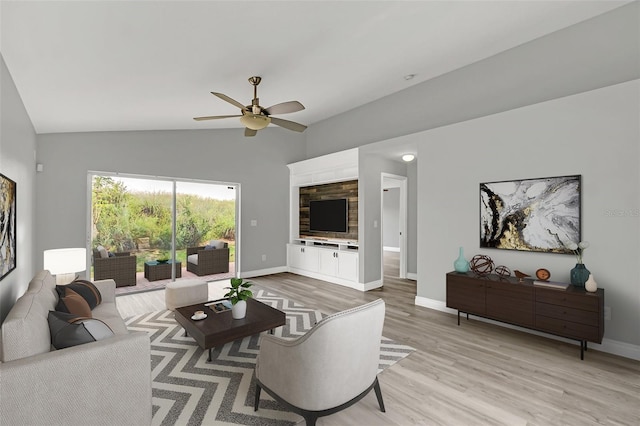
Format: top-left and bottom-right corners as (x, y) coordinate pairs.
(187, 246), (206, 256)
(93, 278), (116, 303)
(113, 251), (131, 257)
(0, 332), (152, 426)
(256, 333), (332, 410)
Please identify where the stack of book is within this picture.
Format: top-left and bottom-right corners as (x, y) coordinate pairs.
(533, 280), (569, 290)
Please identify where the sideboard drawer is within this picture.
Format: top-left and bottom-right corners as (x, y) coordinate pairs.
(536, 302), (599, 327)
(535, 315), (600, 342)
(535, 288), (599, 312)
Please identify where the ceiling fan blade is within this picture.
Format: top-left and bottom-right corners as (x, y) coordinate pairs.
(264, 101), (305, 116)
(211, 92), (248, 111)
(193, 114), (241, 121)
(270, 117), (307, 132)
(244, 128), (257, 137)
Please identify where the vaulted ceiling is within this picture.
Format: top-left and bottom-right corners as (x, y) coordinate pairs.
(1, 1), (629, 135)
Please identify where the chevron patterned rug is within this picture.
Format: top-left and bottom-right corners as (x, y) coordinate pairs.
(125, 287), (415, 425)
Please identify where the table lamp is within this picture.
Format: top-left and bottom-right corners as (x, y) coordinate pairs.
(43, 248), (87, 284)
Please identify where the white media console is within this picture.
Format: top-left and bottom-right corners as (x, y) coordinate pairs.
(287, 238), (359, 289)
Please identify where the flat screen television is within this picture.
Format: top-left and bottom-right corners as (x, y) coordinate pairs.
(309, 198), (348, 233)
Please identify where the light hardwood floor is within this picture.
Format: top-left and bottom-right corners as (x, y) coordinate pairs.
(116, 252), (640, 425)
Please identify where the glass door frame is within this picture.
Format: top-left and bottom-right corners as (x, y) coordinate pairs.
(86, 171), (240, 282)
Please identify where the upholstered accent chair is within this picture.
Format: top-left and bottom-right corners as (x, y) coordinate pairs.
(92, 247), (137, 287)
(254, 299), (386, 426)
(186, 240), (230, 276)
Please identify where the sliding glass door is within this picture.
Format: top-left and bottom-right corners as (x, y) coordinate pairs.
(89, 173), (237, 286)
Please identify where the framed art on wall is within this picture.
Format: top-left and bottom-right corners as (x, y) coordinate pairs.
(1, 173), (17, 280)
(480, 175), (581, 254)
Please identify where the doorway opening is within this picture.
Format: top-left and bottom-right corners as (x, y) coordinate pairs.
(381, 174), (407, 279)
(87, 172), (239, 294)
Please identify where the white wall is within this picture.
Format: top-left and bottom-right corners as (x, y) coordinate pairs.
(416, 80), (639, 346)
(0, 55), (37, 322)
(35, 129), (306, 275)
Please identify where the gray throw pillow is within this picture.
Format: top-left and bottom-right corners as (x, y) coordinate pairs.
(48, 311), (114, 350)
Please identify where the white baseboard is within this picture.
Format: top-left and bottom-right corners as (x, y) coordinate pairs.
(240, 266), (288, 279)
(406, 272), (418, 281)
(414, 295), (640, 361)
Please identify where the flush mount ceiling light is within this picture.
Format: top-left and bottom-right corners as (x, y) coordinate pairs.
(402, 154), (415, 162)
(240, 113), (271, 130)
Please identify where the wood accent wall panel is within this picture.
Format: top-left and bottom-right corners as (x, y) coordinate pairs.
(299, 180), (358, 240)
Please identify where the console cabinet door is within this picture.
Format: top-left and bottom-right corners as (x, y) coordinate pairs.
(485, 280), (534, 327)
(446, 274), (486, 316)
(336, 251), (358, 281)
(288, 245), (319, 273)
(318, 250), (338, 276)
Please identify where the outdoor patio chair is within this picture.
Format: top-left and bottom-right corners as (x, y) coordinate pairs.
(186, 241), (230, 276)
(92, 248), (137, 287)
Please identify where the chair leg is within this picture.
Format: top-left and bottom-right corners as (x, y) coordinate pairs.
(302, 413), (317, 426)
(374, 377), (386, 412)
(254, 383), (262, 411)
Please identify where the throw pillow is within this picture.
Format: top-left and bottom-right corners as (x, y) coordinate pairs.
(209, 240), (226, 249)
(56, 279), (102, 317)
(48, 311), (114, 350)
(96, 245), (109, 259)
(204, 244), (216, 250)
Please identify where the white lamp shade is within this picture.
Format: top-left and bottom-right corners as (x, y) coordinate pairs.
(43, 248), (87, 275)
(240, 114), (271, 130)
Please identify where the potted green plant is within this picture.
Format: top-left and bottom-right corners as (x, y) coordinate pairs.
(224, 277), (253, 319)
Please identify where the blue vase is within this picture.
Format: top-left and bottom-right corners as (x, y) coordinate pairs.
(454, 247), (470, 273)
(570, 263), (590, 287)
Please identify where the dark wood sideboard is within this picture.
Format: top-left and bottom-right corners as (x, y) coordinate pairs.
(446, 271), (604, 359)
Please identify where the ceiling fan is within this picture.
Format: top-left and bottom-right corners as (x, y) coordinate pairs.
(194, 76), (307, 137)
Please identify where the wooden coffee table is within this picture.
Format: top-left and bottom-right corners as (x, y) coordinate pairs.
(174, 298), (286, 362)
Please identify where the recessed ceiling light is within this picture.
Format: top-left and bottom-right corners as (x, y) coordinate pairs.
(402, 154), (415, 162)
(404, 74), (416, 81)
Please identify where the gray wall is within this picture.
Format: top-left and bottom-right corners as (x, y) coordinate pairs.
(358, 152), (407, 284)
(416, 80), (639, 346)
(35, 129), (306, 274)
(0, 55), (37, 322)
(305, 2), (639, 158)
(383, 188), (400, 249)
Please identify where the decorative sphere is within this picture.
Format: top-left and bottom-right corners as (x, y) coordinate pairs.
(470, 255), (494, 275)
(495, 265), (511, 277)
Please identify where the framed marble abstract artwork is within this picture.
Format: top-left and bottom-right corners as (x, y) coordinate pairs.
(480, 175), (581, 254)
(1, 173), (17, 280)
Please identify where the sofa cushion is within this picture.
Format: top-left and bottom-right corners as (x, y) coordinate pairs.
(187, 254), (199, 265)
(0, 271), (58, 362)
(91, 303), (129, 335)
(48, 311), (114, 349)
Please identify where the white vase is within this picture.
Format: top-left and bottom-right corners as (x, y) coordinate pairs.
(585, 274), (597, 293)
(231, 300), (247, 319)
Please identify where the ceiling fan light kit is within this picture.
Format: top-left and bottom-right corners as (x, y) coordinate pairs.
(194, 76), (307, 136)
(240, 114), (271, 130)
